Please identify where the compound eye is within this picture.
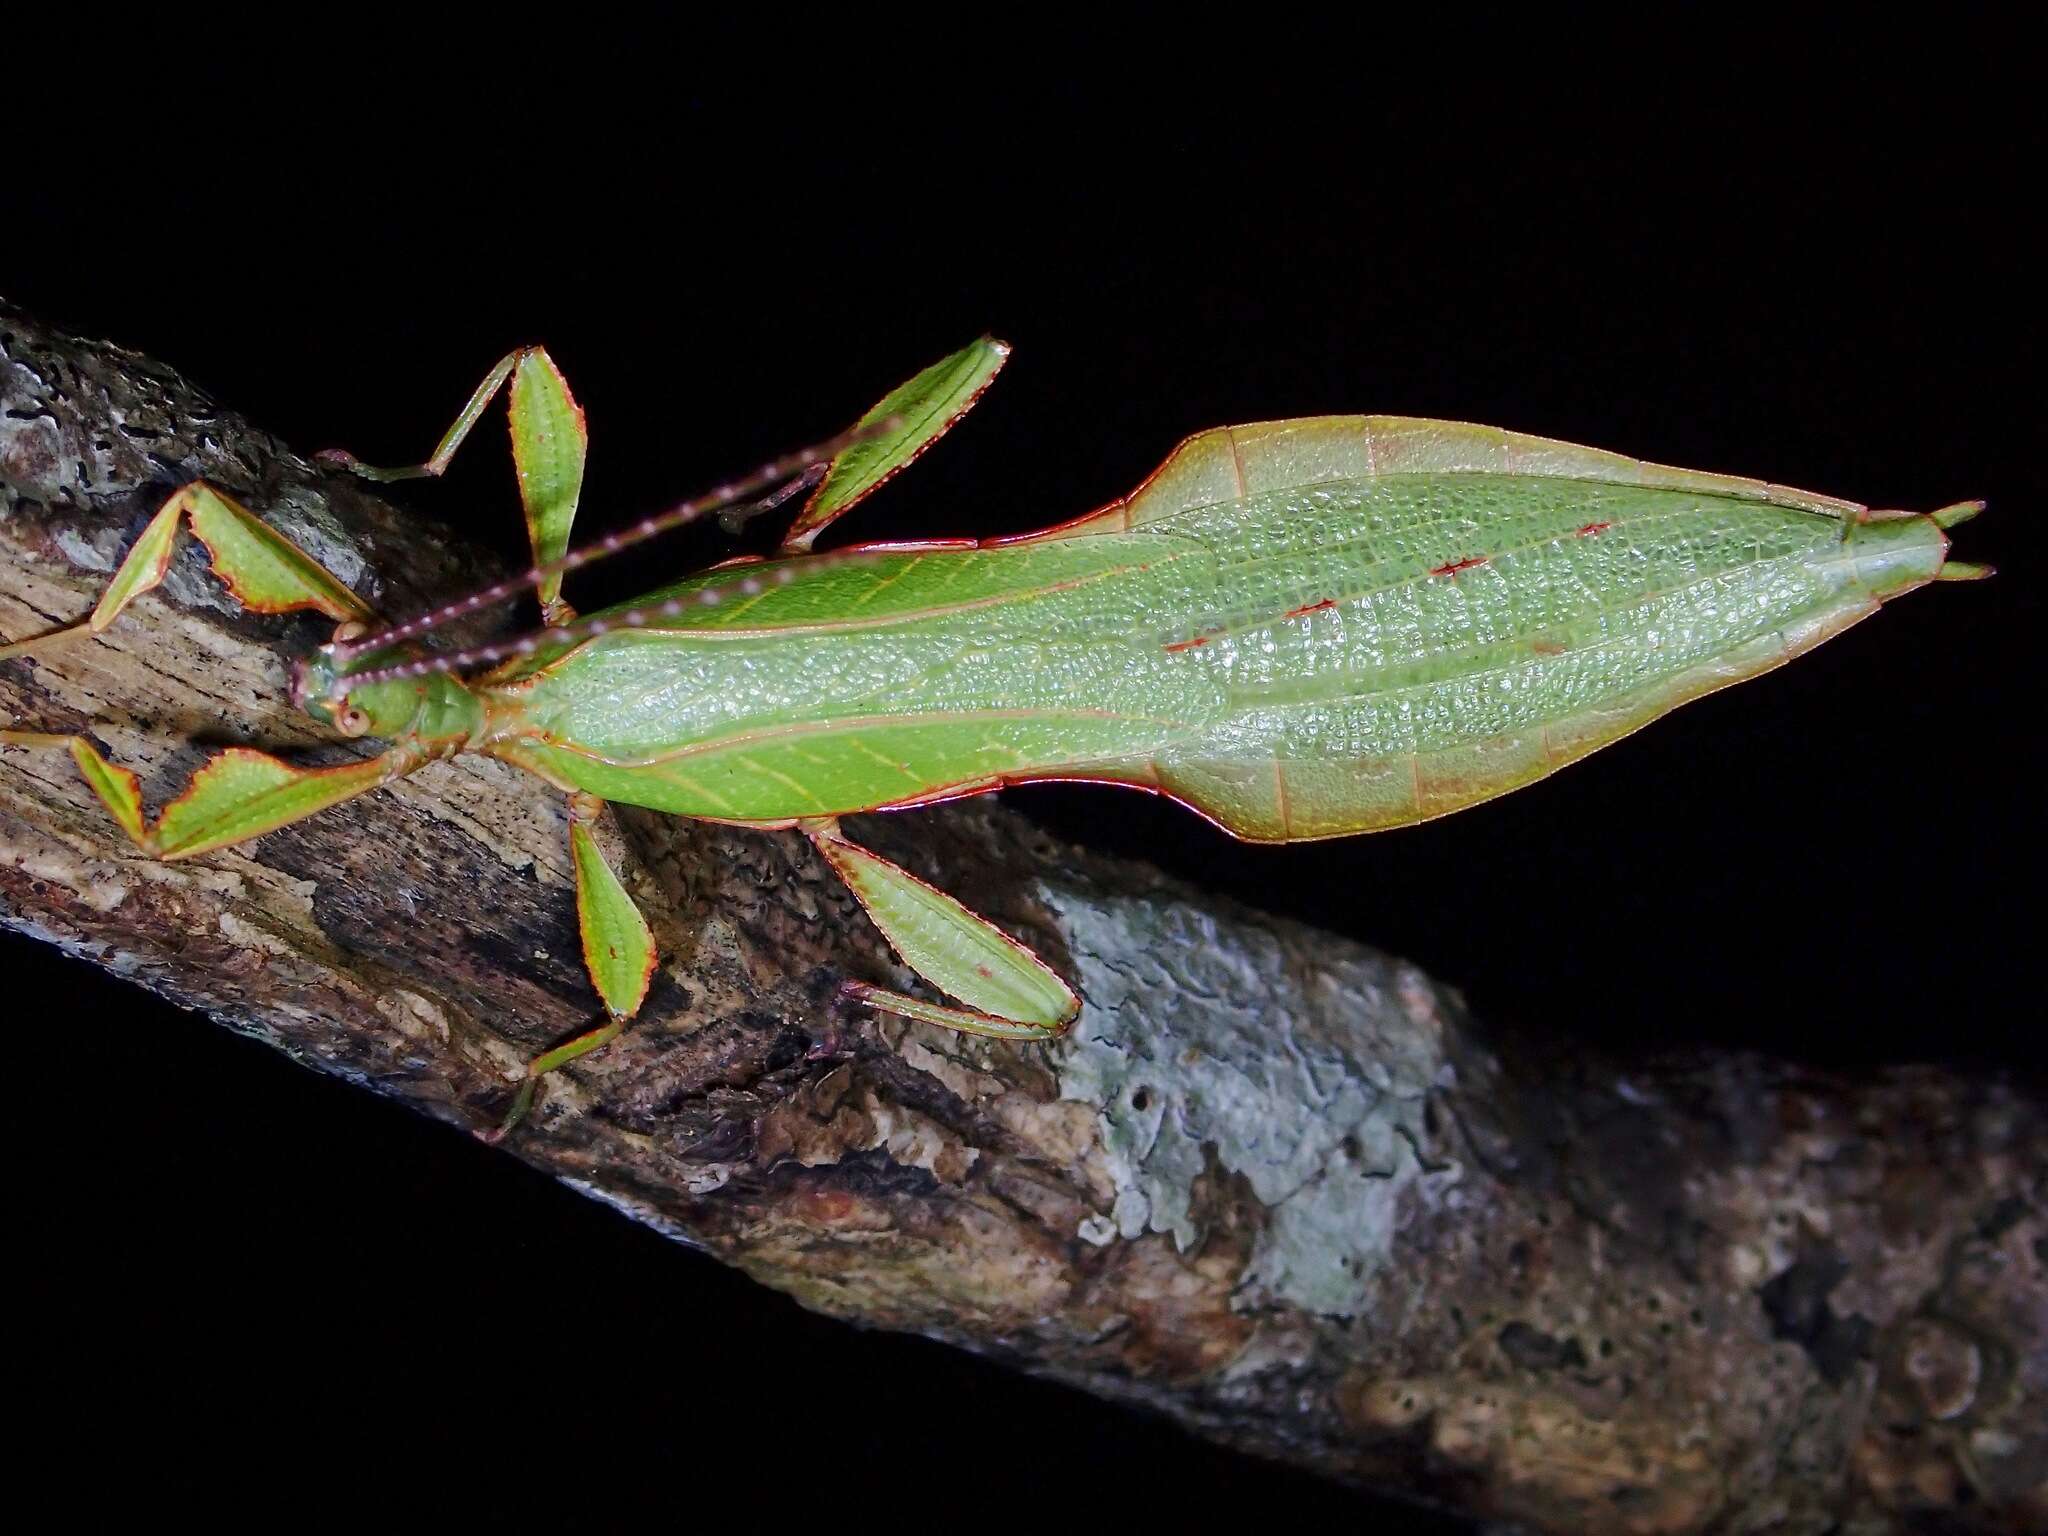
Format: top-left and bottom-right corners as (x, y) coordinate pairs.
(336, 705), (371, 739)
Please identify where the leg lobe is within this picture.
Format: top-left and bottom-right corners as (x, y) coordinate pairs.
(803, 817), (1080, 1040)
(489, 794), (657, 1138)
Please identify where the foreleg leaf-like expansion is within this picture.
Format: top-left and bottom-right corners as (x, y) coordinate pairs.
(138, 747), (407, 860)
(0, 481), (368, 662)
(1, 482), (405, 860)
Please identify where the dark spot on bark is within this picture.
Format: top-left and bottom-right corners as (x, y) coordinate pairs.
(829, 1146), (943, 1199)
(1498, 1320), (1588, 1371)
(679, 1116), (754, 1162)
(762, 1025), (811, 1074)
(1977, 1194), (2027, 1240)
(1759, 1248), (1874, 1384)
(1130, 1087), (1152, 1112)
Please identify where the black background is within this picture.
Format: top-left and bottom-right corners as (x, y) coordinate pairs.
(6, 29), (2037, 1527)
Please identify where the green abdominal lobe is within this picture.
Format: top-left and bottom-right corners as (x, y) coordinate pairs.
(1155, 582), (1883, 840)
(501, 709), (1188, 820)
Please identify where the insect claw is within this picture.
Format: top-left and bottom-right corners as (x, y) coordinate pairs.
(805, 1023), (851, 1061)
(478, 1079), (538, 1143)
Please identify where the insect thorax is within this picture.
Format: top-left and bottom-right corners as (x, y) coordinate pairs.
(294, 647), (488, 747)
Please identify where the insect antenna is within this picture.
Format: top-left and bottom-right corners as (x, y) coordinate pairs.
(329, 417), (899, 665)
(331, 541), (893, 694)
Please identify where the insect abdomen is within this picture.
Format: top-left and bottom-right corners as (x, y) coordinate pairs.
(489, 472), (1951, 835)
(1142, 478), (1950, 839)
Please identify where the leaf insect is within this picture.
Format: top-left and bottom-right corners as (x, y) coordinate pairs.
(1, 340), (1989, 1133)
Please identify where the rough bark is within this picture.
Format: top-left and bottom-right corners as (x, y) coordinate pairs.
(2, 302), (2040, 1534)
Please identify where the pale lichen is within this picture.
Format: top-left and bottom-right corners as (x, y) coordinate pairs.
(53, 527), (117, 574)
(1048, 881), (1462, 1317)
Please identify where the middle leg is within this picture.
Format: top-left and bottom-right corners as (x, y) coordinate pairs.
(488, 792), (657, 1138)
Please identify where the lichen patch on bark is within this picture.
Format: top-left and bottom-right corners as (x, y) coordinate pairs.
(1047, 883), (1464, 1317)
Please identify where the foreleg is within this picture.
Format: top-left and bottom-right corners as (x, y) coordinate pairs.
(0, 480), (369, 661)
(0, 732), (412, 860)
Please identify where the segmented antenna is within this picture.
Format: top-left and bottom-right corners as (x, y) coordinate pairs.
(331, 543), (893, 694)
(329, 417), (899, 665)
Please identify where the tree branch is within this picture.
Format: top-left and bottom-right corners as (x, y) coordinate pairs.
(2, 303), (2039, 1533)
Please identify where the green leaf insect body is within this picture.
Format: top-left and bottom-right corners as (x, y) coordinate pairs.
(1, 339), (1987, 1133)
